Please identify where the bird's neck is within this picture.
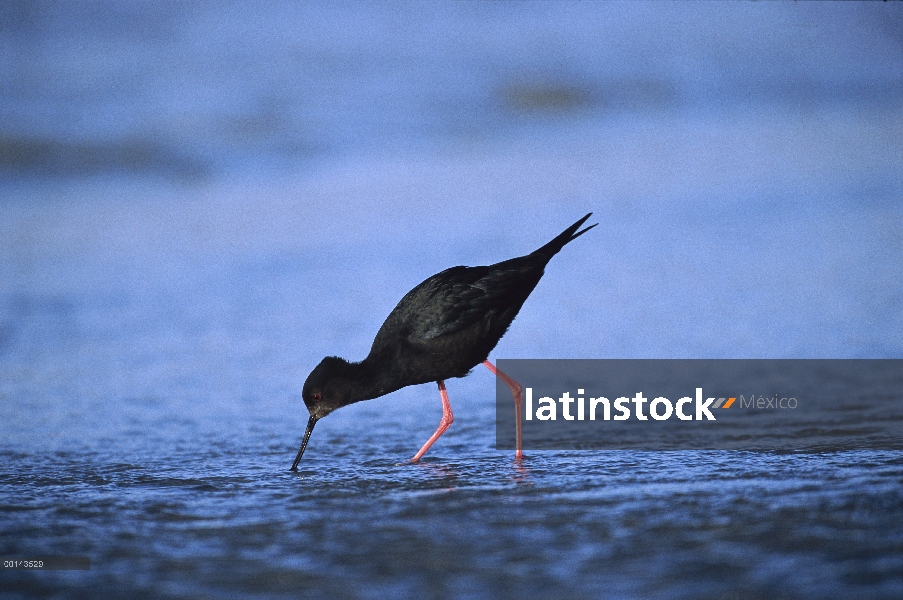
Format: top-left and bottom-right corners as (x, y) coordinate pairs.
(340, 356), (400, 405)
(356, 351), (407, 401)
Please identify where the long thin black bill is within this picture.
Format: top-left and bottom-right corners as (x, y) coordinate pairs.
(290, 416), (318, 471)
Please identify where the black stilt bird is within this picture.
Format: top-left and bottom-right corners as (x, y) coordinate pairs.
(291, 213), (596, 469)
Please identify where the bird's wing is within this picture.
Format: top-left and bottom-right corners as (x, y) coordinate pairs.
(370, 214), (595, 359)
(406, 261), (541, 341)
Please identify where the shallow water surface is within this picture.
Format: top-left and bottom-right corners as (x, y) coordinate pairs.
(3, 441), (902, 599)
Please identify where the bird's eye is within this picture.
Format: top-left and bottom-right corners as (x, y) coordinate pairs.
(312, 393), (321, 402)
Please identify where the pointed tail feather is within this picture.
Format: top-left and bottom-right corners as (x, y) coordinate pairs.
(531, 212), (597, 258)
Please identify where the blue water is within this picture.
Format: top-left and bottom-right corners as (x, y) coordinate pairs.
(2, 2), (902, 598)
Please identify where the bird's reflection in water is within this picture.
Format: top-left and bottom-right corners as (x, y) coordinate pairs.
(510, 458), (533, 487)
(408, 460), (463, 491)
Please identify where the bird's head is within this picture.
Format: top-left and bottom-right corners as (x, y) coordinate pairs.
(301, 356), (360, 419)
(291, 356), (361, 470)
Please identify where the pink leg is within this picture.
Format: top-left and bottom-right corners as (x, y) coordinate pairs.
(483, 360), (524, 460)
(410, 380), (454, 463)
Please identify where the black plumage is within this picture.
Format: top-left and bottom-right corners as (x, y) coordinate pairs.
(291, 213), (596, 468)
